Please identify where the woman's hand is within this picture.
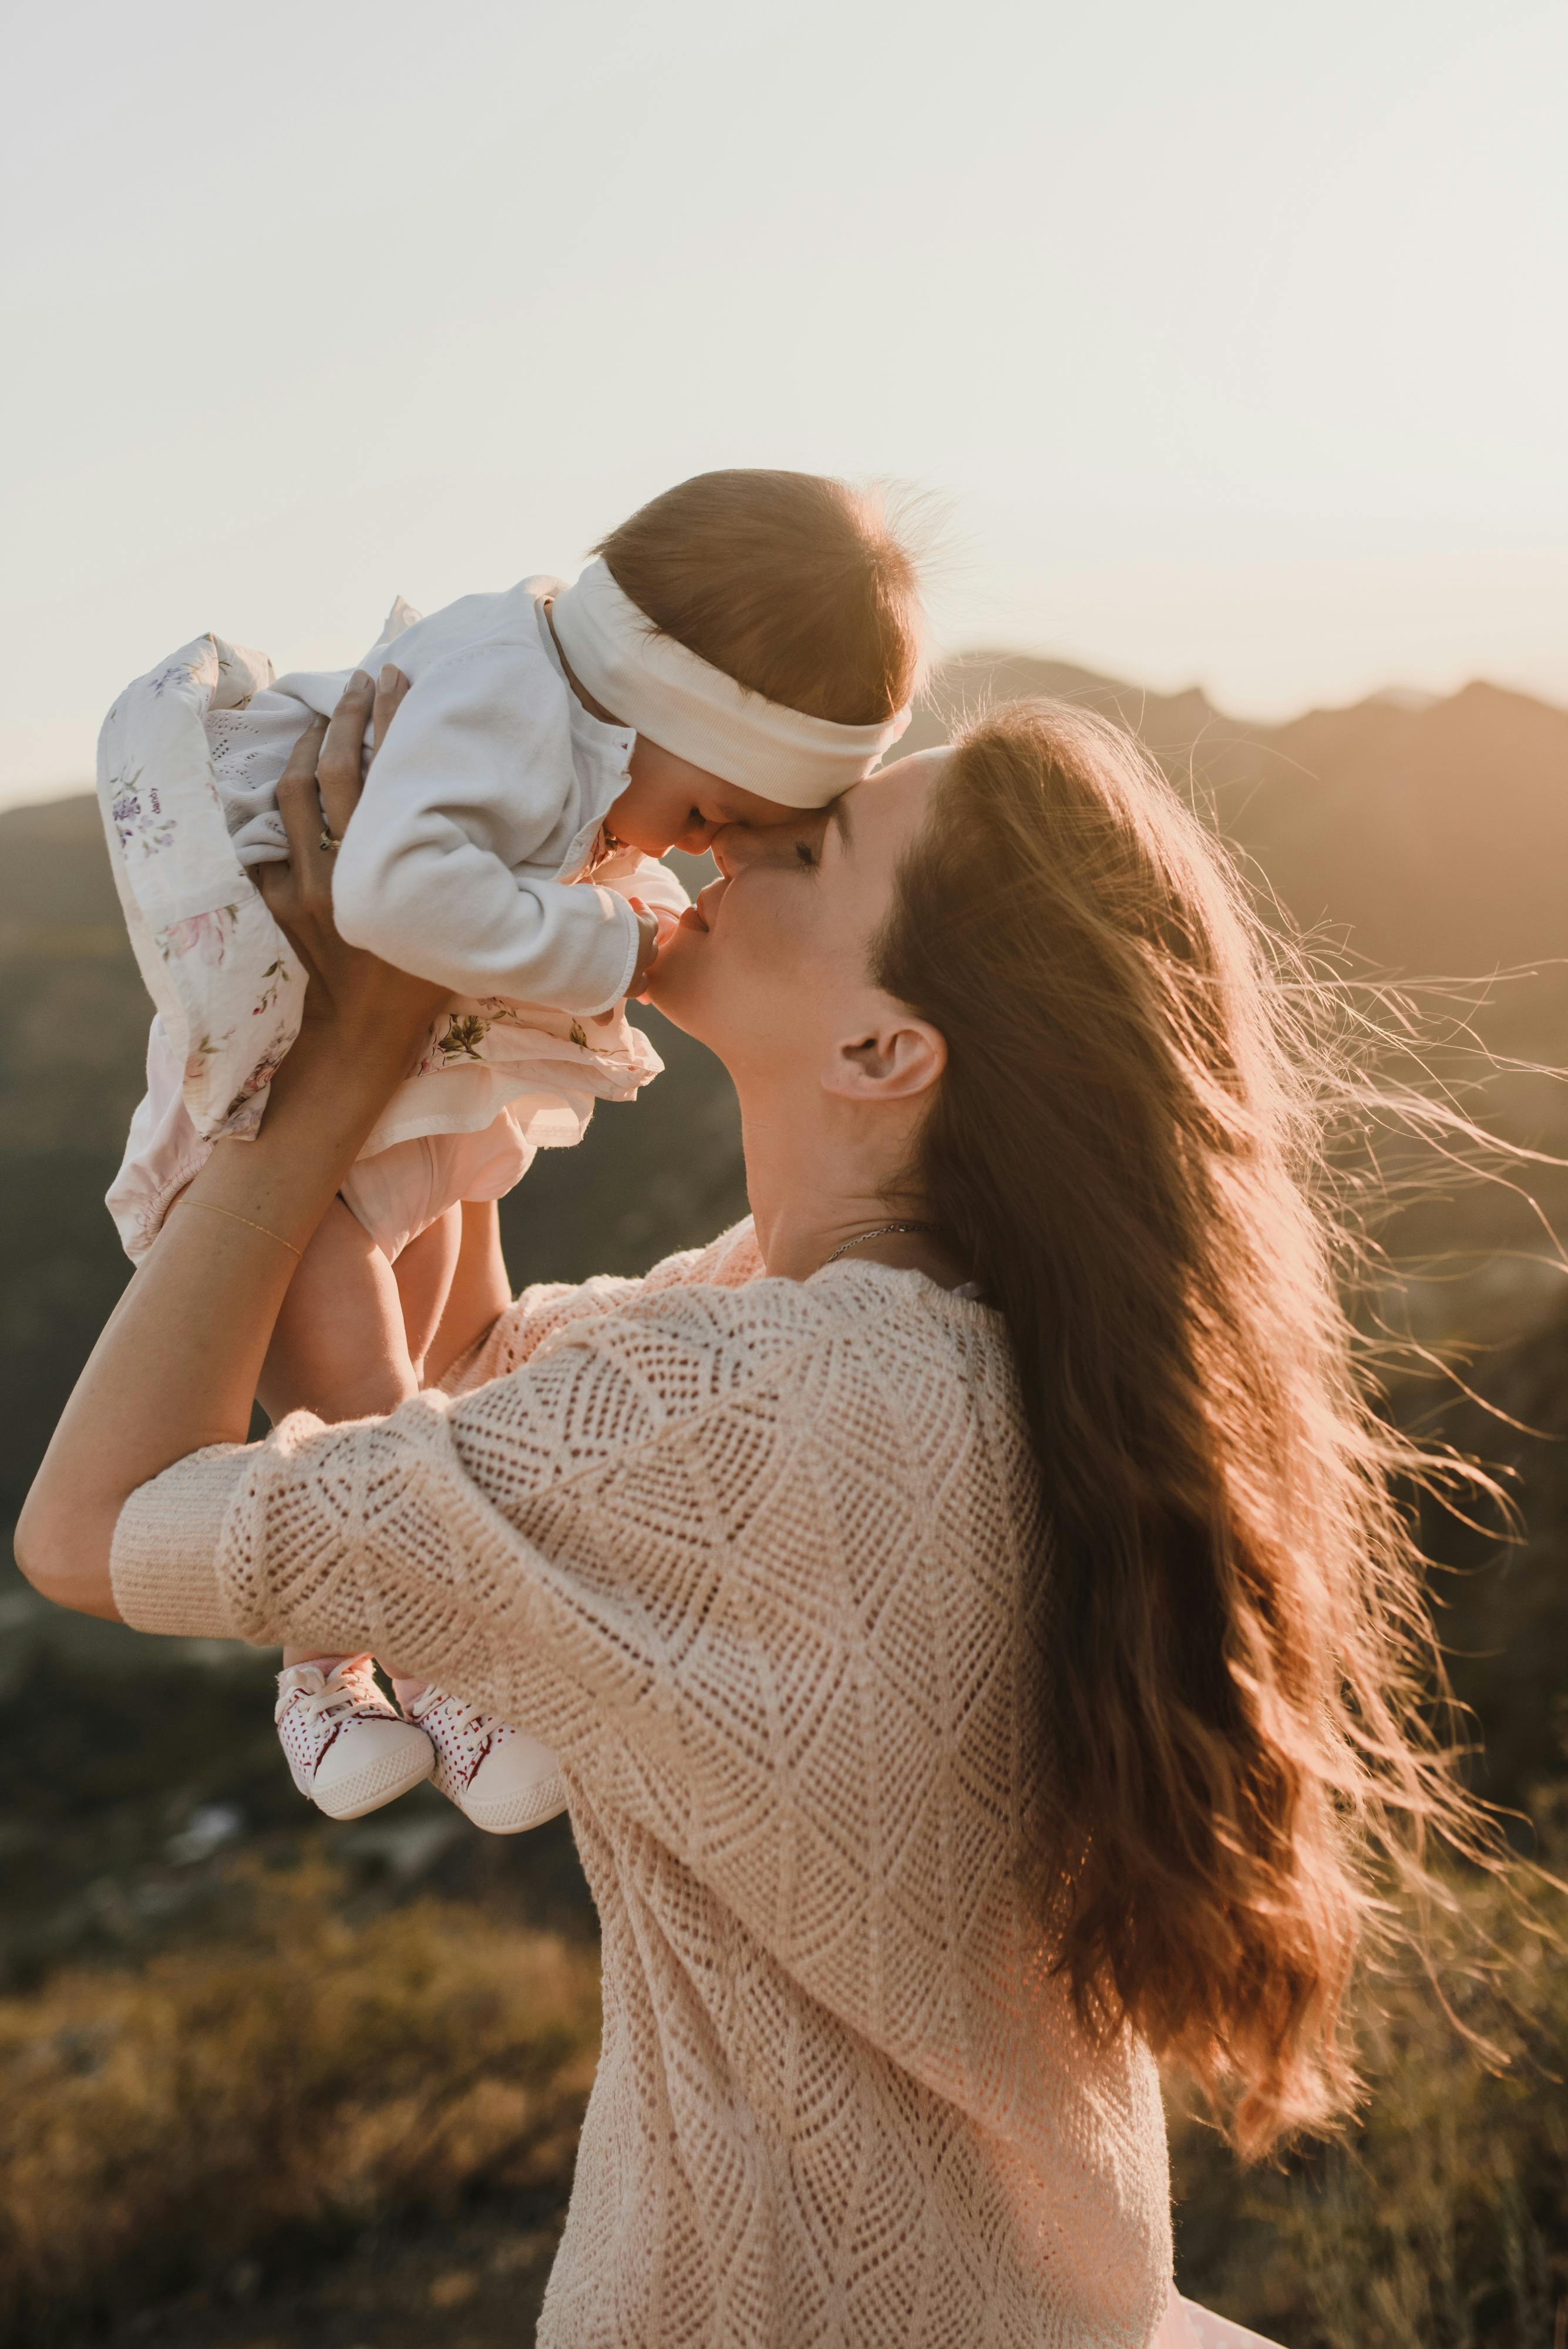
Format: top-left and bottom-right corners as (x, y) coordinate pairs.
(257, 667), (449, 1066)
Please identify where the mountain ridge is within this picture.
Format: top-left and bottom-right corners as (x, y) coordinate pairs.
(900, 655), (1568, 977)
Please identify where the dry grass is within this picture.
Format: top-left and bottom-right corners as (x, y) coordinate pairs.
(0, 1859), (599, 2344)
(1, 1851), (1564, 2345)
(1172, 1861), (1568, 2347)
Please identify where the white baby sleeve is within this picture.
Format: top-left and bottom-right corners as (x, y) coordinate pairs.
(331, 638), (641, 1015)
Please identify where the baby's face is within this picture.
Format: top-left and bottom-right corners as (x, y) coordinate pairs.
(609, 739), (807, 858)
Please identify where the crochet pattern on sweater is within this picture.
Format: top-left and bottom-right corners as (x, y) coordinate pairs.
(111, 1222), (1172, 2348)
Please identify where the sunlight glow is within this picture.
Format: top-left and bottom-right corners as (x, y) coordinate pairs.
(2, 0), (1564, 806)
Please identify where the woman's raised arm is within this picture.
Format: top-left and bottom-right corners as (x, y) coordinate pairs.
(15, 669), (447, 1619)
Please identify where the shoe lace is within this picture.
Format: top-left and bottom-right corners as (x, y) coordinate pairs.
(419, 1688), (489, 1741)
(276, 1660), (375, 1728)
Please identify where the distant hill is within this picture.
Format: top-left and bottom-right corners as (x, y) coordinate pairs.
(6, 655), (1568, 1519)
(910, 657), (1568, 981)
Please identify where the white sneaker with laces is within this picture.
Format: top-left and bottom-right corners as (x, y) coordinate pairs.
(274, 1656), (435, 1821)
(406, 1687), (568, 1835)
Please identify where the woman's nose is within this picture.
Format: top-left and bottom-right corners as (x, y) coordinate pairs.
(710, 823), (759, 879)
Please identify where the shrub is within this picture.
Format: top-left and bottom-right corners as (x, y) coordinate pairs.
(0, 1860), (599, 2344)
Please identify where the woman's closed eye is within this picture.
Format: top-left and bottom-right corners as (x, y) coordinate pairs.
(788, 813), (832, 872)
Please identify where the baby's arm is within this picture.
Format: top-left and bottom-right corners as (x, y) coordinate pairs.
(594, 851), (687, 1014)
(331, 642), (642, 1015)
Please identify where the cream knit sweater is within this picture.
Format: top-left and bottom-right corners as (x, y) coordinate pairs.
(111, 1221), (1172, 2348)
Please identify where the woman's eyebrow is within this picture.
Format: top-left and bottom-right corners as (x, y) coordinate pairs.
(828, 797), (854, 850)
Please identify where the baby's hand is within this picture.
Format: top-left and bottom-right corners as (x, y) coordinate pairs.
(590, 899), (668, 1025)
(628, 900), (662, 999)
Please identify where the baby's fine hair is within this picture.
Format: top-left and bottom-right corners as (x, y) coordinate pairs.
(594, 470), (924, 728)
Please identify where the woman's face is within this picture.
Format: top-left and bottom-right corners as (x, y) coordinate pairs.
(647, 749), (950, 1096)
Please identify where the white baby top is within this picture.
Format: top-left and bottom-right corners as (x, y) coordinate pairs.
(219, 577), (649, 1018)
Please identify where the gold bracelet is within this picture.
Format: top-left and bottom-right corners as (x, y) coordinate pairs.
(173, 1198), (304, 1260)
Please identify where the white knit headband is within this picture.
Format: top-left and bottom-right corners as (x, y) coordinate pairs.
(549, 558), (911, 809)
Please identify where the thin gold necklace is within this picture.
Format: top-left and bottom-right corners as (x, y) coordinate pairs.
(822, 1221), (934, 1267)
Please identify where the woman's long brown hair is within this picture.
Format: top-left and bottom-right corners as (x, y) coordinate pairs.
(875, 701), (1496, 2155)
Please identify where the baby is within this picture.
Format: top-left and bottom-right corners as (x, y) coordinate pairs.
(97, 469), (924, 1835)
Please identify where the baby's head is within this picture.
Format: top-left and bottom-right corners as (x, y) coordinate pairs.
(554, 470), (925, 857)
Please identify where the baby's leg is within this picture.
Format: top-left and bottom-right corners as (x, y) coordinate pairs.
(391, 1204), (463, 1385)
(382, 1202), (566, 1834)
(251, 1201), (437, 1810)
(259, 1195), (415, 1426)
(387, 1203), (480, 1710)
(257, 1197), (416, 1676)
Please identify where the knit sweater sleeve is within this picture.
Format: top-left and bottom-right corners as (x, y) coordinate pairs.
(112, 1224), (765, 1635)
(110, 1263), (1015, 2069)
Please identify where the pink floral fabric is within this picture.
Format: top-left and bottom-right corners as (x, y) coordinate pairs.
(98, 632), (307, 1161)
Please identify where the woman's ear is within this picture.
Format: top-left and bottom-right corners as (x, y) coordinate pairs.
(822, 1009), (947, 1105)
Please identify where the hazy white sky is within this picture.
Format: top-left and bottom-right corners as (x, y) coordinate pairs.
(4, 0), (1566, 807)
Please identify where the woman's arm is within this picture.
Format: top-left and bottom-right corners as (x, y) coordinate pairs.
(15, 669), (447, 1620)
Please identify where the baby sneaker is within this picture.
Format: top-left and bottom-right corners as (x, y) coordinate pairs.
(274, 1655), (436, 1821)
(405, 1686), (568, 1835)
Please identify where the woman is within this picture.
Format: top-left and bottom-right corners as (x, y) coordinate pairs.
(18, 672), (1474, 2347)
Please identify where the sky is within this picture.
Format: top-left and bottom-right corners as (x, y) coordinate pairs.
(3, 0), (1566, 810)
